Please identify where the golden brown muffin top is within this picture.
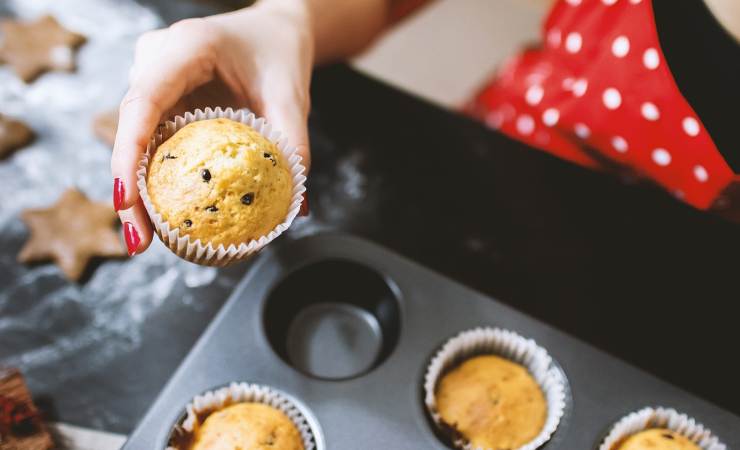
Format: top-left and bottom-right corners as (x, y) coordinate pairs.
(190, 403), (304, 450)
(615, 429), (702, 450)
(435, 354), (547, 450)
(146, 118), (293, 247)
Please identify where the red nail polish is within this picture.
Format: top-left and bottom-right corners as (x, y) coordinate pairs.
(123, 222), (140, 256)
(113, 178), (125, 212)
(299, 192), (309, 217)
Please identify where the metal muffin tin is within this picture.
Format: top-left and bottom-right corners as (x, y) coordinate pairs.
(123, 233), (740, 449)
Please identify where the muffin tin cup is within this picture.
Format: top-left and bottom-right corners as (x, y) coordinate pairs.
(165, 382), (319, 450)
(136, 107), (307, 266)
(423, 327), (567, 450)
(598, 407), (726, 450)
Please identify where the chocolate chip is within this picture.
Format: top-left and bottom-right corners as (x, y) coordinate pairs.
(201, 169), (211, 182)
(184, 220), (192, 227)
(161, 153), (177, 162)
(662, 433), (675, 440)
(240, 193), (254, 205)
(205, 205), (218, 212)
(263, 152), (276, 166)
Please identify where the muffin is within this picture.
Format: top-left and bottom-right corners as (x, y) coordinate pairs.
(615, 429), (702, 450)
(435, 354), (547, 449)
(166, 383), (316, 450)
(190, 403), (304, 450)
(146, 117), (293, 247)
(599, 407), (725, 450)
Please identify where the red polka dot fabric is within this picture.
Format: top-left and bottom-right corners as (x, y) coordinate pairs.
(466, 0), (736, 210)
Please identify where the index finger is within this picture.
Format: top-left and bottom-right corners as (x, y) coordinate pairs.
(111, 19), (219, 211)
(111, 91), (167, 211)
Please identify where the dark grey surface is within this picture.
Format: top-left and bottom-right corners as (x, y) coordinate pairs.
(123, 234), (740, 449)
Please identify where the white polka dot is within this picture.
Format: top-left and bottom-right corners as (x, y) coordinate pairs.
(572, 78), (588, 97)
(611, 36), (630, 57)
(542, 108), (560, 127)
(693, 165), (708, 182)
(565, 32), (583, 54)
(547, 29), (562, 48)
(652, 148), (671, 166)
(526, 73), (545, 86)
(485, 111), (504, 129)
(682, 117), (700, 137)
(602, 0), (618, 4)
(566, 0), (582, 5)
(630, 0), (642, 4)
(562, 77), (575, 91)
(526, 84), (545, 106)
(641, 102), (660, 121)
(643, 48), (660, 70)
(603, 88), (622, 110)
(517, 115), (535, 135)
(611, 136), (628, 153)
(574, 123), (591, 139)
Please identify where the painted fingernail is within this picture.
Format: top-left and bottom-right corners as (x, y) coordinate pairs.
(123, 221), (140, 256)
(299, 192), (309, 217)
(113, 177), (125, 212)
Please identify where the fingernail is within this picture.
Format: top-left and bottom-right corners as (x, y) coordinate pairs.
(113, 178), (125, 212)
(123, 221), (140, 256)
(299, 192), (309, 217)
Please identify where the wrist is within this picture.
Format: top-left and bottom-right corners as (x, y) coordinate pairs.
(253, 0), (314, 35)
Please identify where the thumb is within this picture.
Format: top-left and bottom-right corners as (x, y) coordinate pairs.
(261, 94), (311, 174)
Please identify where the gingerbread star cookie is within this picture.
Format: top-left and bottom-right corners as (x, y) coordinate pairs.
(92, 109), (118, 148)
(18, 189), (126, 281)
(0, 114), (34, 159)
(0, 15), (86, 82)
(0, 367), (54, 450)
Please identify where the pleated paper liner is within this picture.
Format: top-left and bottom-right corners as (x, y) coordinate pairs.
(165, 382), (320, 450)
(136, 107), (306, 266)
(599, 406), (726, 450)
(423, 327), (567, 450)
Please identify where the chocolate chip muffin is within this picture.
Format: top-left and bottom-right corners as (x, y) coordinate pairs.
(146, 118), (293, 247)
(190, 403), (304, 450)
(435, 355), (547, 449)
(615, 429), (702, 450)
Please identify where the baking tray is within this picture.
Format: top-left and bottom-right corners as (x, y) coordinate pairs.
(123, 233), (740, 449)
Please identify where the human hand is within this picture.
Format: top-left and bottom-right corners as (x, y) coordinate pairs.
(111, 2), (314, 255)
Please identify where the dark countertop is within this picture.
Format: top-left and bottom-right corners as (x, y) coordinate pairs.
(1, 1), (738, 435)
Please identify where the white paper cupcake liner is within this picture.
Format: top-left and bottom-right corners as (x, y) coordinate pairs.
(136, 107), (306, 266)
(423, 327), (567, 450)
(165, 382), (319, 450)
(599, 407), (726, 450)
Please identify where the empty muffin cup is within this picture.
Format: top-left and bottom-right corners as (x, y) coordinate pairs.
(424, 327), (567, 450)
(165, 382), (320, 450)
(599, 407), (726, 450)
(263, 259), (401, 381)
(137, 107), (306, 266)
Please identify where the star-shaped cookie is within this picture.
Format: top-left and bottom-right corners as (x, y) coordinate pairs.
(0, 15), (86, 82)
(18, 189), (126, 281)
(92, 109), (119, 148)
(0, 114), (34, 159)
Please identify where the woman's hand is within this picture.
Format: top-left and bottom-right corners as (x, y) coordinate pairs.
(111, 2), (314, 256)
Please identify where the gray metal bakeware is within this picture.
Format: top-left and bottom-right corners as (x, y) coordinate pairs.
(123, 233), (740, 449)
